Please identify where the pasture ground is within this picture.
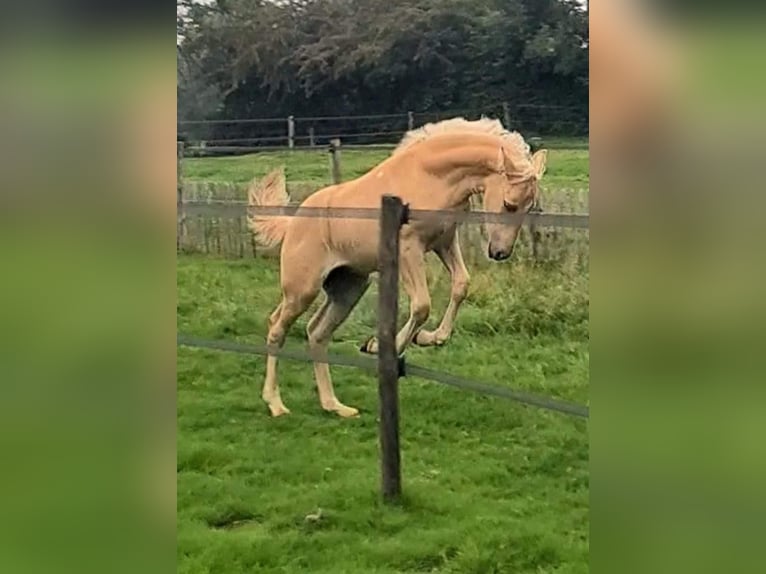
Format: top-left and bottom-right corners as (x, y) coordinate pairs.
(177, 144), (589, 573)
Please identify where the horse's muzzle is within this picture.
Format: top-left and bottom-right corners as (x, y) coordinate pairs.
(488, 246), (512, 261)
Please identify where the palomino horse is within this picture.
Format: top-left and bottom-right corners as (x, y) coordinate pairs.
(248, 118), (547, 417)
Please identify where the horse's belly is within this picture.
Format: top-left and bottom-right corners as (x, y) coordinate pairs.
(331, 224), (380, 273)
(420, 222), (458, 251)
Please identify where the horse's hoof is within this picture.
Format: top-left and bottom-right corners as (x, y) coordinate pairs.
(323, 403), (359, 418)
(336, 405), (359, 418)
(413, 329), (427, 346)
(359, 336), (375, 354)
(267, 403), (291, 417)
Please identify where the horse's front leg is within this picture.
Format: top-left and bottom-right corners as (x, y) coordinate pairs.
(361, 245), (430, 355)
(414, 231), (470, 347)
(394, 246), (431, 354)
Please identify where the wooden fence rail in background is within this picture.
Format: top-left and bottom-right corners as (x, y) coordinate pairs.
(178, 101), (589, 150)
(181, 105), (508, 149)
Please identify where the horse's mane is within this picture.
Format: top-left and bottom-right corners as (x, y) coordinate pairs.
(393, 116), (531, 160)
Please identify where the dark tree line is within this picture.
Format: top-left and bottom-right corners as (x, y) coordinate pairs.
(177, 0), (588, 141)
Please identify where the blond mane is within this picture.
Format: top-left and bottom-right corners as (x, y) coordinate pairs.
(393, 116), (531, 160)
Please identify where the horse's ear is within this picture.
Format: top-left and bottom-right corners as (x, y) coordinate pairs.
(531, 149), (548, 180)
(497, 147), (519, 174)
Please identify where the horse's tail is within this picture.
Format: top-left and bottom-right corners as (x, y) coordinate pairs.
(247, 167), (290, 248)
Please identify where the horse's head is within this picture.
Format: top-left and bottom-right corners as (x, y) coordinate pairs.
(482, 147), (547, 261)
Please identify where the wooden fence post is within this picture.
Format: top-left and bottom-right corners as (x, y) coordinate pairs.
(308, 126), (315, 147)
(503, 101), (511, 129)
(329, 138), (342, 184)
(407, 111), (414, 131)
(378, 194), (406, 503)
(530, 199), (541, 262)
(177, 141), (184, 251)
(287, 115), (295, 149)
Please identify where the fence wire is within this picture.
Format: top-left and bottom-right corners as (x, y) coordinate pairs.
(184, 144), (399, 154)
(178, 334), (378, 373)
(177, 104), (583, 127)
(177, 335), (589, 419)
(180, 202), (589, 229)
(405, 364), (588, 418)
(198, 131), (409, 146)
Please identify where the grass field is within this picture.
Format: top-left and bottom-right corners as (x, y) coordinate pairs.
(177, 144), (589, 573)
(182, 140), (589, 193)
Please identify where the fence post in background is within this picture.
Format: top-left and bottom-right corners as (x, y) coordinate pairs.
(378, 195), (406, 504)
(308, 126), (315, 147)
(530, 200), (541, 262)
(329, 138), (342, 184)
(287, 115), (295, 149)
(503, 101), (511, 128)
(177, 141), (184, 251)
(407, 111), (414, 131)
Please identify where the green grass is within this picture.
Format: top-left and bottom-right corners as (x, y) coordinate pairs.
(183, 149), (392, 186)
(178, 254), (589, 574)
(178, 139), (589, 573)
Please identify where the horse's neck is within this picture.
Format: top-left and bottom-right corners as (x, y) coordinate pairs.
(414, 136), (500, 206)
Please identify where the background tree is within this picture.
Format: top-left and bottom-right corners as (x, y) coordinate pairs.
(177, 0), (588, 139)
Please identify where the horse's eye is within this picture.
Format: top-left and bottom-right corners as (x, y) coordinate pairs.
(503, 200), (519, 213)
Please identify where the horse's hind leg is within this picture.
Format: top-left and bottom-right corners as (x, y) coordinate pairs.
(263, 279), (320, 417)
(307, 268), (370, 417)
